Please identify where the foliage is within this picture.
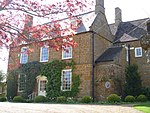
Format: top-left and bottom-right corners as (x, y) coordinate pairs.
(137, 95), (147, 102)
(0, 0), (93, 50)
(18, 61), (44, 99)
(142, 87), (150, 101)
(124, 95), (135, 102)
(34, 96), (47, 103)
(124, 64), (142, 97)
(80, 96), (93, 103)
(56, 96), (67, 103)
(0, 97), (7, 102)
(107, 94), (121, 103)
(0, 70), (5, 83)
(7, 70), (18, 101)
(41, 60), (80, 99)
(13, 96), (24, 102)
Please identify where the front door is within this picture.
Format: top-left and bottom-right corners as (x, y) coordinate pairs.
(36, 76), (47, 97)
(38, 80), (47, 96)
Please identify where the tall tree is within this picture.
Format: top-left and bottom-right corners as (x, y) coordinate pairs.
(124, 64), (142, 96)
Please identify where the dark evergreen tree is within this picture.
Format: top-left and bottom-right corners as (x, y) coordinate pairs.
(124, 64), (142, 96)
(7, 70), (18, 101)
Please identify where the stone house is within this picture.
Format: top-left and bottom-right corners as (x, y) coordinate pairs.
(7, 0), (150, 101)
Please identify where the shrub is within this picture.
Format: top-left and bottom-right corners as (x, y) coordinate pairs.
(142, 87), (150, 101)
(107, 94), (121, 103)
(0, 97), (7, 102)
(56, 96), (67, 103)
(81, 96), (93, 103)
(34, 96), (47, 103)
(124, 95), (135, 102)
(137, 94), (147, 102)
(13, 96), (24, 102)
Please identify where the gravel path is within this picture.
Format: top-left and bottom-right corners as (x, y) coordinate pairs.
(0, 102), (143, 113)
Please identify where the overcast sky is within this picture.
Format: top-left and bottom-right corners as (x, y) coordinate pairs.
(105, 0), (150, 23)
(0, 0), (150, 73)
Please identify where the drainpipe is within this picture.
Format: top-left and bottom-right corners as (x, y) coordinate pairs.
(128, 44), (131, 65)
(92, 31), (95, 102)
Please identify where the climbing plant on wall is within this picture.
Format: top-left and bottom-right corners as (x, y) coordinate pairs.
(41, 60), (80, 99)
(7, 70), (18, 101)
(18, 61), (44, 99)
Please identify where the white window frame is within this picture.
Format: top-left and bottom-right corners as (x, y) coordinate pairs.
(20, 47), (28, 64)
(62, 46), (72, 60)
(40, 47), (49, 62)
(62, 38), (73, 60)
(135, 47), (142, 57)
(18, 74), (26, 92)
(39, 80), (47, 92)
(61, 69), (72, 91)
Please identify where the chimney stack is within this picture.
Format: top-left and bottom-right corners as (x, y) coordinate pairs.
(95, 0), (105, 14)
(115, 7), (122, 26)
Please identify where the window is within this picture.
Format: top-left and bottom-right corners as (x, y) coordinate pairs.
(40, 47), (49, 62)
(62, 46), (72, 59)
(18, 74), (26, 92)
(135, 47), (142, 57)
(20, 47), (28, 64)
(39, 80), (47, 91)
(61, 69), (72, 91)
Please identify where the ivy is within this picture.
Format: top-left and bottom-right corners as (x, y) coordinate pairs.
(41, 60), (80, 99)
(18, 61), (44, 99)
(7, 70), (18, 101)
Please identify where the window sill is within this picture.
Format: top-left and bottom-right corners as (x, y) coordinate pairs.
(40, 60), (49, 62)
(62, 57), (72, 60)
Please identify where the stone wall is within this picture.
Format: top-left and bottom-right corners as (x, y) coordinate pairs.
(120, 40), (150, 88)
(95, 62), (123, 101)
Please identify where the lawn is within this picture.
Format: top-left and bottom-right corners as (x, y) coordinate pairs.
(134, 102), (150, 113)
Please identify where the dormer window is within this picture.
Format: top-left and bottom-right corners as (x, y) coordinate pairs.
(135, 47), (142, 57)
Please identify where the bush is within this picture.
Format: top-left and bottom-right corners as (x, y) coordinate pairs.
(124, 95), (135, 102)
(142, 87), (150, 101)
(0, 97), (7, 102)
(137, 94), (147, 102)
(34, 96), (47, 103)
(13, 96), (24, 102)
(56, 96), (67, 103)
(81, 96), (93, 103)
(107, 94), (121, 103)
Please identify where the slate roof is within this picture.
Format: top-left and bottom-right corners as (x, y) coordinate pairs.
(109, 18), (149, 43)
(95, 46), (122, 63)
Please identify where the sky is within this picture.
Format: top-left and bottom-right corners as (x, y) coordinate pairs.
(0, 0), (150, 73)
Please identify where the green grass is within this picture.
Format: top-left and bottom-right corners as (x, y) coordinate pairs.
(134, 102), (150, 113)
